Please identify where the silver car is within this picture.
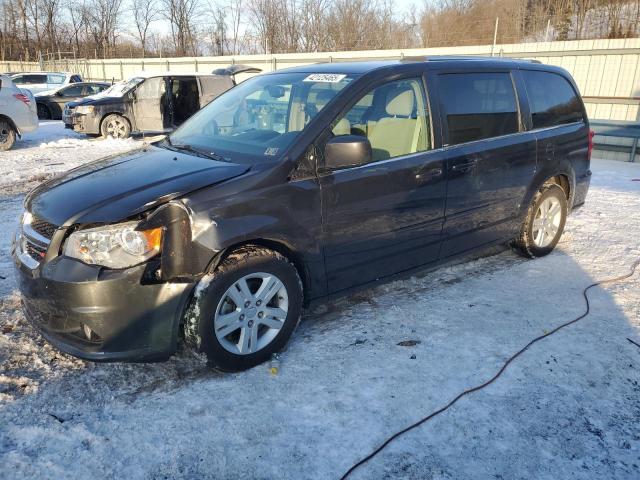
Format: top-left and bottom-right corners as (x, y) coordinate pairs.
(0, 74), (38, 151)
(10, 72), (83, 95)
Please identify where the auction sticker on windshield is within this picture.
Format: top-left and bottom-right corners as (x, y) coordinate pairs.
(303, 74), (347, 83)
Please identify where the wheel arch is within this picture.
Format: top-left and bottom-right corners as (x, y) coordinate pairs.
(205, 239), (311, 304)
(521, 164), (576, 217)
(0, 114), (20, 137)
(174, 238), (312, 349)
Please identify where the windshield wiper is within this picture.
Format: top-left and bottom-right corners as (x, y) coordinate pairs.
(163, 138), (227, 162)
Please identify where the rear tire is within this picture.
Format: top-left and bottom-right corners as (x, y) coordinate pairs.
(183, 246), (303, 372)
(0, 120), (16, 151)
(37, 103), (51, 120)
(513, 183), (567, 258)
(101, 114), (131, 139)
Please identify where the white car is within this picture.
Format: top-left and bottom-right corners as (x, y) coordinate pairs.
(0, 74), (38, 151)
(10, 72), (83, 95)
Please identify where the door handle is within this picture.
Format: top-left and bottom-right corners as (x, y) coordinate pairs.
(451, 158), (477, 173)
(415, 167), (443, 183)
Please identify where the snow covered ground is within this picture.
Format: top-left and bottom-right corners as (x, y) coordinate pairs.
(0, 122), (639, 480)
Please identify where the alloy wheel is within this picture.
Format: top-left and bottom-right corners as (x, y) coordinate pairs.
(105, 118), (127, 138)
(214, 272), (289, 355)
(532, 197), (562, 247)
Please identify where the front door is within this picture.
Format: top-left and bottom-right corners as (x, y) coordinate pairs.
(133, 77), (165, 132)
(432, 70), (537, 258)
(320, 76), (446, 293)
(53, 84), (85, 116)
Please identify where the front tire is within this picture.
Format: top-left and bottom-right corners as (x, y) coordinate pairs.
(0, 120), (16, 151)
(101, 114), (131, 139)
(513, 183), (568, 258)
(183, 246), (303, 372)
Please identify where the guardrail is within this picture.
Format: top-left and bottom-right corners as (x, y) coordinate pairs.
(590, 120), (640, 162)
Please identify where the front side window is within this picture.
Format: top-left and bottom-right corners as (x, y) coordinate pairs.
(136, 77), (164, 99)
(169, 72), (355, 162)
(331, 78), (431, 163)
(523, 70), (584, 129)
(438, 72), (519, 145)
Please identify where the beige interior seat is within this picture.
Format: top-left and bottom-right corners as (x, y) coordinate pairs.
(332, 117), (351, 136)
(367, 87), (419, 161)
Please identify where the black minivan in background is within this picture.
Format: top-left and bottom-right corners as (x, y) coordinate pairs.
(13, 57), (591, 371)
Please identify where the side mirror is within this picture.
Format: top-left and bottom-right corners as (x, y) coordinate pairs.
(324, 135), (372, 170)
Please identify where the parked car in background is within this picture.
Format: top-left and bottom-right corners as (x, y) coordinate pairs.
(12, 58), (591, 371)
(0, 74), (38, 151)
(10, 72), (82, 95)
(63, 71), (244, 139)
(35, 82), (111, 120)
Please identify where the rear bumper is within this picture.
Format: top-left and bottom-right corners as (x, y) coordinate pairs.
(573, 169), (592, 210)
(12, 242), (194, 362)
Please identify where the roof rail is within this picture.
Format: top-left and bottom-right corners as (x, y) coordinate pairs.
(401, 55), (542, 64)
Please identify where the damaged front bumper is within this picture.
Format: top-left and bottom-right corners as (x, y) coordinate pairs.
(12, 236), (194, 362)
(63, 111), (101, 135)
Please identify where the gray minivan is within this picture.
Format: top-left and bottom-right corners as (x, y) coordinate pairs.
(63, 72), (239, 138)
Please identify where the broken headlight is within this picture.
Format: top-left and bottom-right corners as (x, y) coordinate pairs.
(63, 221), (162, 268)
(74, 105), (95, 114)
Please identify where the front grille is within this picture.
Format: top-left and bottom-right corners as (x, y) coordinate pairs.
(26, 242), (47, 262)
(30, 216), (57, 240)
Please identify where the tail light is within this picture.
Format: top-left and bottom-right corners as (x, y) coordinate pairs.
(587, 129), (595, 161)
(13, 93), (31, 105)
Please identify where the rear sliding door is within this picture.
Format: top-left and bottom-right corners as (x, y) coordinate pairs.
(430, 69), (537, 257)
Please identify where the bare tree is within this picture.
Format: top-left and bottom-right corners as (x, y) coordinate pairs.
(228, 0), (243, 55)
(67, 0), (88, 57)
(163, 0), (201, 56)
(85, 0), (124, 57)
(132, 0), (160, 57)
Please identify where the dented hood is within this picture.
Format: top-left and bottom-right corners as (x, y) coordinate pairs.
(26, 146), (249, 226)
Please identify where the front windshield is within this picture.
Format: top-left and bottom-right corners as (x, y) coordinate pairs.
(101, 77), (144, 97)
(169, 72), (356, 161)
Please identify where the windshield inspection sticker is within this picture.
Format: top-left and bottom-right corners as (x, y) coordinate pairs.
(264, 147), (280, 156)
(303, 74), (347, 83)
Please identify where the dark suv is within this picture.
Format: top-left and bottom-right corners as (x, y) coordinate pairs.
(13, 57), (591, 371)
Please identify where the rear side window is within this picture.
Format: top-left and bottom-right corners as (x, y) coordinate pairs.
(522, 71), (584, 129)
(48, 74), (66, 85)
(438, 72), (519, 145)
(88, 84), (107, 94)
(60, 85), (84, 96)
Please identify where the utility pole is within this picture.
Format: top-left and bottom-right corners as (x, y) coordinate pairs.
(545, 19), (551, 42)
(491, 17), (499, 56)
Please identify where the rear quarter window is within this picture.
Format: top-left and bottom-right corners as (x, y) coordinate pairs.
(21, 74), (47, 84)
(522, 70), (584, 129)
(438, 72), (519, 145)
(47, 74), (66, 85)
